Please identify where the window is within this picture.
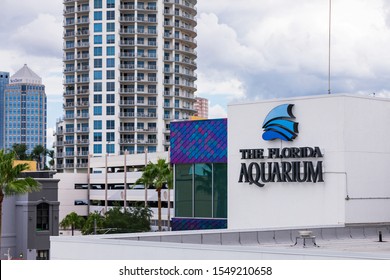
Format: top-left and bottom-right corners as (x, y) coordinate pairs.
(36, 203), (49, 231)
(107, 11), (115, 20)
(107, 46), (115, 56)
(36, 250), (49, 260)
(94, 132), (102, 142)
(106, 70), (115, 80)
(106, 132), (115, 142)
(94, 23), (102, 32)
(94, 47), (102, 56)
(94, 120), (102, 129)
(107, 34), (115, 44)
(94, 71), (102, 80)
(107, 0), (115, 8)
(107, 144), (115, 154)
(94, 0), (102, 9)
(106, 82), (115, 92)
(94, 94), (102, 104)
(94, 82), (102, 92)
(175, 163), (227, 219)
(94, 106), (102, 116)
(94, 144), (102, 154)
(106, 94), (115, 103)
(106, 106), (115, 115)
(107, 22), (115, 32)
(94, 35), (102, 44)
(94, 11), (102, 20)
(94, 58), (102, 68)
(106, 120), (115, 129)
(107, 58), (115, 68)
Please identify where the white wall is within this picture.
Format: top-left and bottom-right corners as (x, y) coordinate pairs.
(228, 94), (390, 230)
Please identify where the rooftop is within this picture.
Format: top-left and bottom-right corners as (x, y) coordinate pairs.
(51, 224), (390, 260)
(10, 64), (42, 85)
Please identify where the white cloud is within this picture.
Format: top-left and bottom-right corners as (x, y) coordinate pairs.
(209, 104), (227, 119)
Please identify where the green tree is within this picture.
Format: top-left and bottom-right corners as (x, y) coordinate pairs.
(60, 211), (85, 236)
(81, 211), (105, 235)
(135, 162), (157, 207)
(11, 144), (28, 160)
(0, 149), (40, 249)
(47, 150), (55, 170)
(136, 159), (172, 231)
(31, 145), (47, 170)
(153, 159), (171, 231)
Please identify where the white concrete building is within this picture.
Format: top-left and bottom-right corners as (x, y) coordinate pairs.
(228, 94), (390, 229)
(56, 151), (173, 227)
(56, 0), (198, 173)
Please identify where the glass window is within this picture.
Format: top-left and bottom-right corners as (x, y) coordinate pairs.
(107, 11), (115, 20)
(106, 106), (115, 115)
(94, 11), (102, 20)
(194, 164), (213, 218)
(94, 120), (102, 129)
(94, 23), (102, 32)
(94, 58), (102, 68)
(106, 94), (115, 103)
(106, 70), (115, 80)
(94, 94), (102, 104)
(106, 46), (115, 56)
(107, 0), (115, 8)
(94, 106), (102, 116)
(107, 58), (115, 68)
(94, 132), (102, 142)
(94, 144), (102, 154)
(107, 34), (115, 44)
(36, 203), (49, 231)
(94, 35), (102, 44)
(175, 164), (193, 217)
(213, 163), (228, 218)
(107, 144), (115, 154)
(94, 47), (102, 56)
(94, 82), (102, 92)
(106, 22), (115, 32)
(94, 0), (102, 9)
(106, 132), (115, 142)
(94, 71), (102, 80)
(106, 82), (115, 92)
(106, 120), (115, 129)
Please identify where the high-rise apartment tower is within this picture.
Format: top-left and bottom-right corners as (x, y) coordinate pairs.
(57, 0), (197, 172)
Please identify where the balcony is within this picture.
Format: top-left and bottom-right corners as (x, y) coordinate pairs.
(64, 67), (75, 73)
(76, 42), (89, 48)
(76, 101), (89, 107)
(64, 90), (75, 96)
(77, 7), (90, 13)
(63, 102), (74, 108)
(64, 140), (75, 145)
(64, 31), (75, 38)
(77, 18), (89, 25)
(77, 78), (90, 83)
(120, 100), (135, 106)
(64, 114), (75, 120)
(77, 139), (89, 145)
(76, 163), (88, 168)
(77, 127), (89, 133)
(76, 65), (89, 72)
(76, 113), (89, 119)
(120, 112), (135, 118)
(77, 54), (90, 59)
(120, 126), (135, 132)
(137, 113), (157, 118)
(120, 88), (135, 94)
(76, 30), (89, 37)
(119, 4), (135, 10)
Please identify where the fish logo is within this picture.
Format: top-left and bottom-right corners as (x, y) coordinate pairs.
(262, 104), (299, 141)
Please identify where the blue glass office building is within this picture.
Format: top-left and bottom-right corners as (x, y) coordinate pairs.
(0, 71), (10, 149)
(4, 65), (47, 156)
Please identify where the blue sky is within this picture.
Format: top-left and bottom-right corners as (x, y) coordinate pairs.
(2, 0), (390, 148)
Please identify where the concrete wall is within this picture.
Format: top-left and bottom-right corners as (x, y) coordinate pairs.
(228, 95), (390, 230)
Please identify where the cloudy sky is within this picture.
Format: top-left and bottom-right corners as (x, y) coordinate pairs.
(2, 0), (390, 147)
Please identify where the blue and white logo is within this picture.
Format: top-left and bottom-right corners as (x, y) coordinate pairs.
(262, 104), (299, 141)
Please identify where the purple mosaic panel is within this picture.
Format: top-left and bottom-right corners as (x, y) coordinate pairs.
(171, 218), (228, 231)
(170, 119), (227, 164)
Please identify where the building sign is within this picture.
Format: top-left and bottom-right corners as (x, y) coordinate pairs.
(262, 104), (299, 141)
(238, 104), (324, 187)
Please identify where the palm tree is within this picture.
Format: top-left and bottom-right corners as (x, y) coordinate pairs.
(47, 150), (55, 170)
(0, 149), (40, 250)
(11, 143), (28, 160)
(60, 211), (85, 236)
(31, 145), (47, 170)
(153, 159), (171, 231)
(135, 162), (157, 207)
